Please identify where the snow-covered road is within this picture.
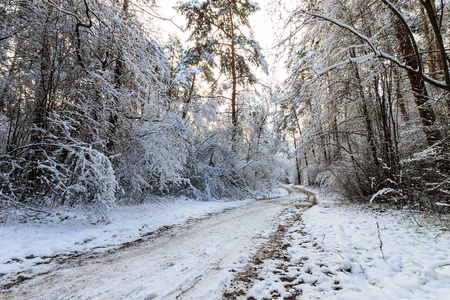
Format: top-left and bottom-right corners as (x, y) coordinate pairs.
(3, 189), (307, 300)
(3, 187), (449, 299)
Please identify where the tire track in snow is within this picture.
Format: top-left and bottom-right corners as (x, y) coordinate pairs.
(222, 187), (319, 299)
(3, 188), (310, 300)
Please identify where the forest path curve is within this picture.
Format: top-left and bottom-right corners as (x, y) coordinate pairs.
(2, 187), (313, 300)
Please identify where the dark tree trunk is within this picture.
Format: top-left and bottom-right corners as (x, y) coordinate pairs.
(292, 131), (302, 185)
(293, 109), (309, 170)
(32, 22), (53, 143)
(393, 68), (409, 122)
(392, 9), (441, 146)
(182, 74), (196, 120)
(420, 5), (438, 79)
(229, 1), (238, 145)
(350, 52), (381, 175)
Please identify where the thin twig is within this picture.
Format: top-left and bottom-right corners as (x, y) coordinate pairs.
(376, 222), (385, 259)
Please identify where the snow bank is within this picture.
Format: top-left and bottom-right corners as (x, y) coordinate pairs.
(256, 186), (290, 199)
(299, 205), (450, 298)
(246, 192), (450, 299)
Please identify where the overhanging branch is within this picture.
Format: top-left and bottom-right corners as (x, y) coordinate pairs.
(302, 10), (450, 92)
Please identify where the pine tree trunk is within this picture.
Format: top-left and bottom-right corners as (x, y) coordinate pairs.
(420, 5), (438, 79)
(317, 121), (328, 163)
(393, 68), (409, 122)
(108, 0), (129, 152)
(349, 51), (381, 174)
(32, 23), (52, 143)
(374, 75), (398, 181)
(421, 0), (448, 83)
(293, 109), (309, 170)
(391, 7), (441, 146)
(292, 131), (302, 185)
(182, 74), (196, 120)
(420, 0), (450, 112)
(229, 1), (238, 145)
(114, 0), (129, 84)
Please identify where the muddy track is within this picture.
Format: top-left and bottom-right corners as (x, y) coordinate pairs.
(2, 186), (317, 300)
(222, 206), (307, 299)
(222, 187), (319, 299)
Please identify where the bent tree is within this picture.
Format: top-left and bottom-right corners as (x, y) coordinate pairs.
(176, 0), (267, 143)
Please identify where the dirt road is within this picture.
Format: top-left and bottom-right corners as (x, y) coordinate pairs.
(2, 187), (313, 300)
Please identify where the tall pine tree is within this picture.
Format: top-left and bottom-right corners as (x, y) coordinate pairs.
(177, 0), (267, 144)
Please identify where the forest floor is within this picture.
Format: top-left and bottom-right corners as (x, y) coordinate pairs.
(1, 186), (450, 299)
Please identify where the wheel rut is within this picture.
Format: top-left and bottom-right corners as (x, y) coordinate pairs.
(2, 186), (317, 300)
(222, 187), (321, 300)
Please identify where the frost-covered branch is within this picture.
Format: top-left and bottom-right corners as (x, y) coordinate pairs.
(302, 11), (378, 54)
(0, 26), (27, 42)
(302, 10), (450, 92)
(313, 53), (376, 82)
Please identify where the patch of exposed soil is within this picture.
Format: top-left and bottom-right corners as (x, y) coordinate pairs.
(222, 206), (306, 300)
(222, 188), (341, 300)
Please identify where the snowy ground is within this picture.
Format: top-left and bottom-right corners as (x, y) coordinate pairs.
(1, 186), (450, 299)
(240, 193), (450, 299)
(1, 187), (295, 299)
(0, 188), (289, 294)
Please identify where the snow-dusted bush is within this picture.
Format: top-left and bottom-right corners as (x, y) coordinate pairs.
(115, 113), (190, 203)
(0, 0), (167, 212)
(398, 143), (450, 212)
(0, 138), (117, 212)
(181, 132), (239, 200)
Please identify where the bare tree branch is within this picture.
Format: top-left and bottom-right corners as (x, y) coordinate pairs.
(0, 26), (27, 42)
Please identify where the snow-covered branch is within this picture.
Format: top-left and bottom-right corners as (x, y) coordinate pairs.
(314, 53), (376, 81)
(302, 11), (378, 54)
(302, 9), (450, 92)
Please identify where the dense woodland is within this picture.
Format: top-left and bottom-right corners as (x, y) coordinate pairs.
(278, 0), (450, 213)
(0, 0), (449, 217)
